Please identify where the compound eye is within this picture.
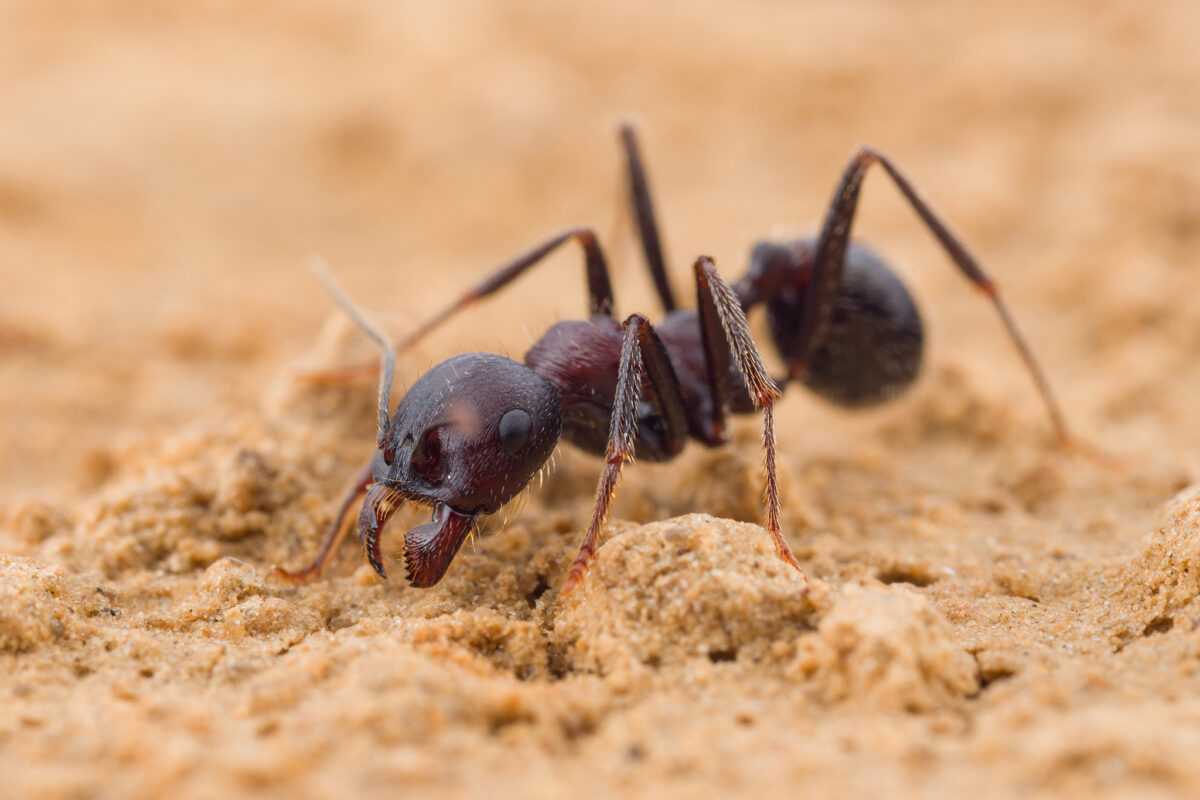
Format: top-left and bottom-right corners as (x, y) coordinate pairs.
(498, 408), (532, 455)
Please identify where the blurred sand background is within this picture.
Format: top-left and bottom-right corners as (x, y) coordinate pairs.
(3, 1), (1200, 798)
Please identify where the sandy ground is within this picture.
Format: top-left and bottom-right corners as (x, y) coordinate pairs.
(4, 1), (1200, 797)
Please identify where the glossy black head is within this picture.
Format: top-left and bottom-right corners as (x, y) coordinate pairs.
(362, 353), (561, 586)
(743, 239), (925, 408)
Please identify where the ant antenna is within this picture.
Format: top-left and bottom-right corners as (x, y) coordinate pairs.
(310, 257), (396, 447)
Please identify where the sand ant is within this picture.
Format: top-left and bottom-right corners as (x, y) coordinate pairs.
(275, 124), (1067, 593)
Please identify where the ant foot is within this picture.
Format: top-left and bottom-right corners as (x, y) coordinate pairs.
(271, 564), (317, 584)
(1062, 436), (1127, 472)
(768, 531), (805, 577)
(560, 560), (593, 596)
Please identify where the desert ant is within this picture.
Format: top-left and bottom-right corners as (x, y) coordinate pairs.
(275, 124), (1067, 593)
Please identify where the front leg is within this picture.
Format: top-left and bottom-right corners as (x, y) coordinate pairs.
(560, 313), (689, 594)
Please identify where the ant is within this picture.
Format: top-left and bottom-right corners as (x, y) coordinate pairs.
(275, 124), (1067, 594)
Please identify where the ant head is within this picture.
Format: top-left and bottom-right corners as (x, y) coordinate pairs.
(311, 265), (562, 586)
(379, 353), (562, 513)
(363, 353), (561, 587)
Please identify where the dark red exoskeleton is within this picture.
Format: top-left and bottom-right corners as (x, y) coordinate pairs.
(276, 125), (1067, 593)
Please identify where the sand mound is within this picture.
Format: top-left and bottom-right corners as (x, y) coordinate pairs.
(0, 556), (99, 654)
(63, 427), (351, 578)
(553, 515), (826, 675)
(1114, 486), (1200, 639)
(554, 515), (977, 712)
(792, 584), (980, 711)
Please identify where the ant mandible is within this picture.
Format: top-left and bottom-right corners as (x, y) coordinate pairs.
(276, 124), (1068, 593)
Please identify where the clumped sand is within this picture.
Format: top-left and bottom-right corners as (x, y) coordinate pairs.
(4, 2), (1200, 798)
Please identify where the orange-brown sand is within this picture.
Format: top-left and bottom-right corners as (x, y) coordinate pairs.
(4, 2), (1200, 798)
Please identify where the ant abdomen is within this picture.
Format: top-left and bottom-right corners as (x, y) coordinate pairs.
(742, 239), (924, 408)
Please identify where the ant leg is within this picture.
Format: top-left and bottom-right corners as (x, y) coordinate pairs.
(400, 227), (616, 342)
(561, 314), (690, 594)
(274, 462), (373, 582)
(618, 123), (679, 312)
(804, 148), (1069, 443)
(300, 227), (616, 385)
(694, 256), (802, 574)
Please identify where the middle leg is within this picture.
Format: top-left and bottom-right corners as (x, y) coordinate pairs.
(693, 255), (802, 574)
(618, 123), (680, 313)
